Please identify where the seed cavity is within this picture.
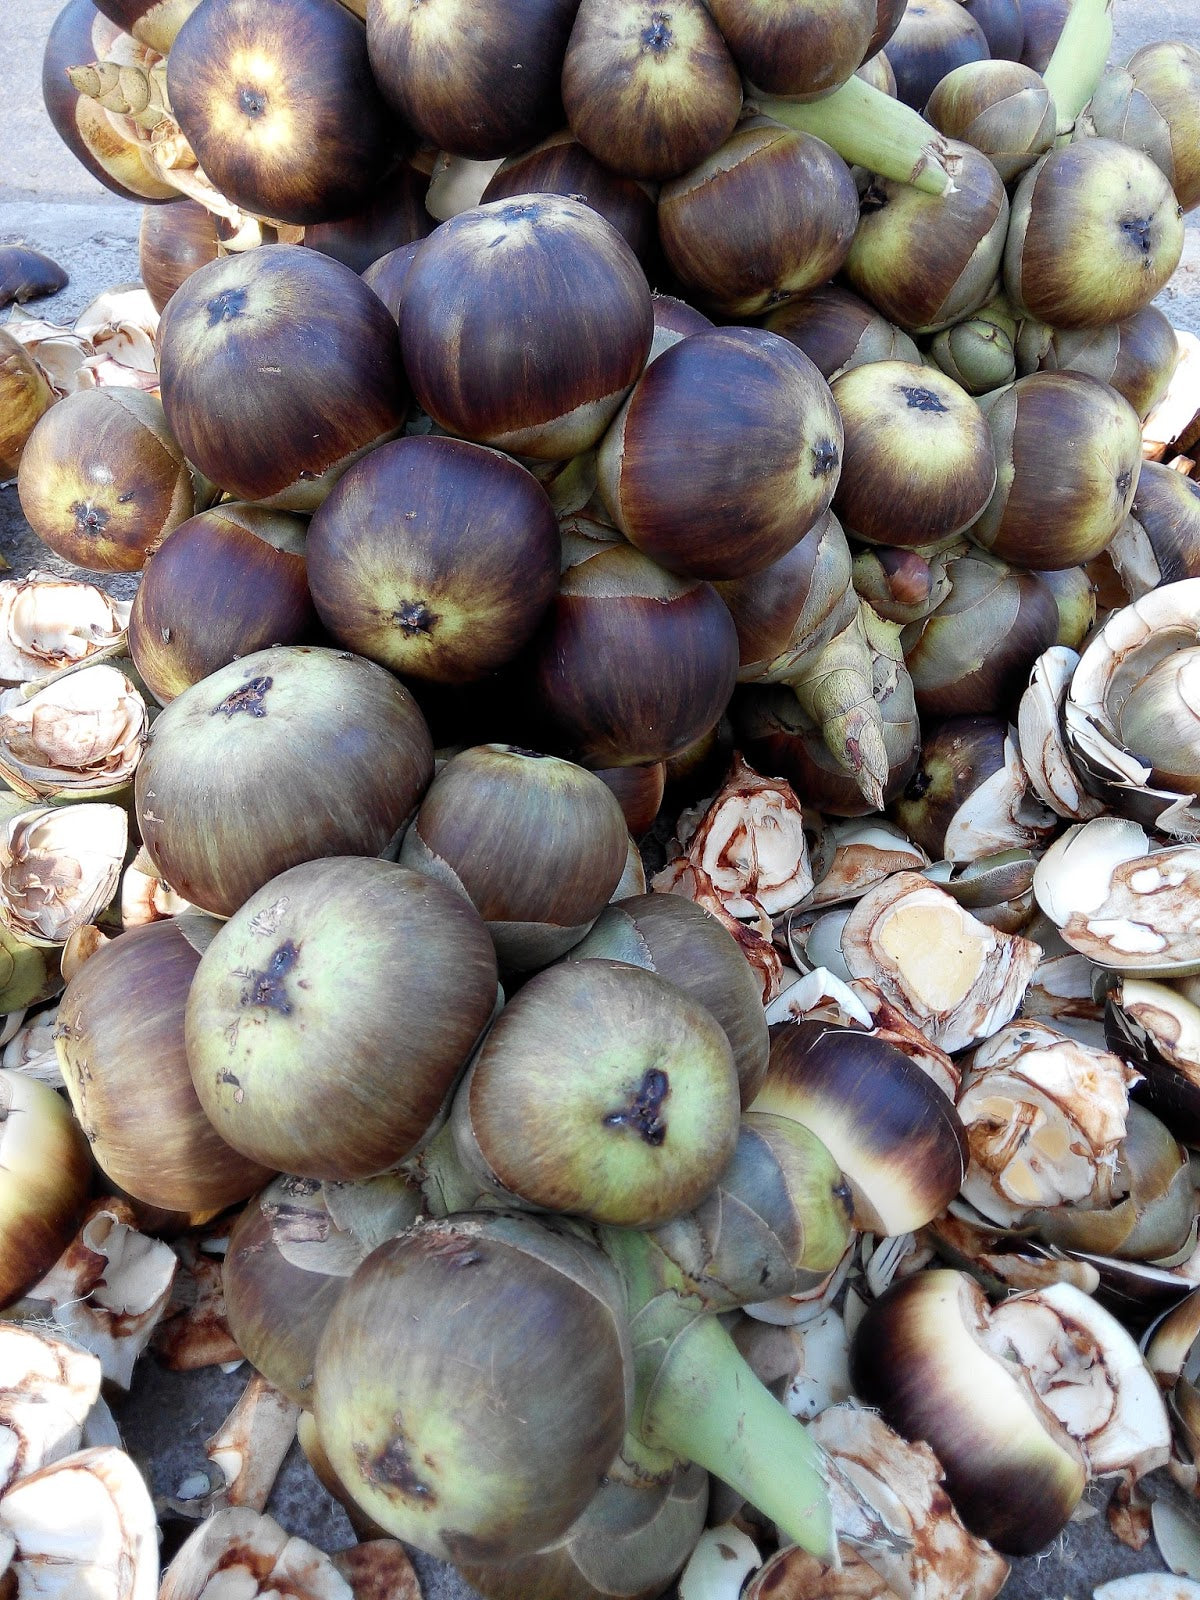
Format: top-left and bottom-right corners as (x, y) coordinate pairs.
(211, 675), (273, 718)
(603, 1067), (669, 1147)
(238, 939), (301, 1015)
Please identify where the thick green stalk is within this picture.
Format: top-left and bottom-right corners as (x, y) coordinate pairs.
(603, 1226), (836, 1561)
(642, 1310), (837, 1559)
(790, 602), (890, 811)
(757, 77), (959, 197)
(1042, 0), (1115, 134)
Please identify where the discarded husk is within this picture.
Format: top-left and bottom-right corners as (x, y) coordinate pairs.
(678, 1522), (762, 1600)
(158, 1506), (351, 1599)
(0, 246), (68, 309)
(651, 857), (785, 1002)
(120, 846), (191, 927)
(24, 1198), (177, 1388)
(1151, 1499), (1200, 1582)
(839, 870), (1042, 1052)
(1034, 817), (1200, 976)
(0, 802), (127, 946)
(743, 1544), (899, 1600)
(425, 153), (505, 221)
(1018, 647), (1107, 822)
(152, 1230), (243, 1372)
(0, 1444), (158, 1599)
(805, 820), (929, 909)
(1106, 978), (1200, 1144)
(766, 967), (875, 1029)
(753, 1021), (968, 1237)
(733, 1305), (853, 1423)
(0, 1327), (101, 1495)
(60, 923), (112, 982)
(956, 1020), (1137, 1227)
(0, 665), (146, 800)
(1028, 1101), (1196, 1264)
(0, 1004), (60, 1085)
(849, 1268), (1089, 1554)
(1095, 1582), (1200, 1600)
(1143, 332), (1200, 462)
(676, 754), (812, 916)
(920, 1203), (1102, 1298)
(0, 572), (130, 686)
(330, 1540), (422, 1599)
(1064, 578), (1200, 838)
(924, 850), (1038, 937)
(204, 1374), (300, 1514)
(0, 920), (60, 1012)
(989, 1281), (1172, 1481)
(809, 1404), (1010, 1600)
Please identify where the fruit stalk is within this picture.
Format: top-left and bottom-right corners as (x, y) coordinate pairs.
(1041, 0), (1115, 134)
(757, 76), (960, 197)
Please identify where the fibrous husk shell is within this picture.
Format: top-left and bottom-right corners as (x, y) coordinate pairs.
(120, 846), (191, 927)
(1064, 577), (1200, 837)
(808, 1403), (1010, 1600)
(0, 802), (127, 946)
(0, 1003), (60, 1084)
(988, 1281), (1171, 1481)
(839, 870), (1042, 1052)
(805, 820), (928, 908)
(0, 572), (130, 687)
(158, 1505), (352, 1599)
(0, 665), (146, 799)
(0, 1444), (158, 1599)
(956, 1020), (1138, 1226)
(25, 1197), (177, 1388)
(1018, 647), (1107, 822)
(675, 753), (812, 916)
(0, 1326), (101, 1496)
(1034, 817), (1200, 975)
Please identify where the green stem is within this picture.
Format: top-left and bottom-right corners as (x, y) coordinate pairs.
(603, 1226), (836, 1561)
(1041, 0), (1115, 134)
(757, 77), (959, 197)
(642, 1311), (838, 1560)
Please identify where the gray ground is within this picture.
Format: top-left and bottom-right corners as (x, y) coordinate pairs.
(3, 2), (1200, 1596)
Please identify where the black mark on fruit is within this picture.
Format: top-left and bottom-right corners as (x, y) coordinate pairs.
(1116, 469), (1133, 498)
(394, 599), (439, 638)
(357, 1425), (436, 1503)
(71, 501), (109, 535)
(206, 286), (248, 326)
(1120, 216), (1152, 255)
(211, 675), (272, 718)
(901, 386), (948, 414)
(238, 939), (301, 1015)
(238, 85), (267, 118)
(603, 1067), (669, 1146)
(811, 438), (839, 477)
(641, 11), (673, 52)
